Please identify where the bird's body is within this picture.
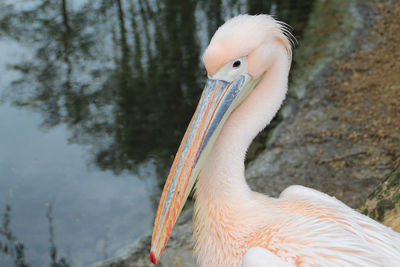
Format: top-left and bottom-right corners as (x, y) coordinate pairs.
(195, 184), (400, 266)
(151, 14), (400, 266)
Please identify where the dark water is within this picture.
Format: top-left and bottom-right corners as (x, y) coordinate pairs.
(0, 0), (314, 266)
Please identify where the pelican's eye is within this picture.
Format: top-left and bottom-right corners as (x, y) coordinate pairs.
(211, 57), (247, 82)
(232, 60), (241, 68)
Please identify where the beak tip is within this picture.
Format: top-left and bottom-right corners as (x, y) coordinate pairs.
(150, 250), (157, 264)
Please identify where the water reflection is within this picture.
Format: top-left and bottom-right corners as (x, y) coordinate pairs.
(47, 204), (71, 267)
(1, 0), (313, 177)
(0, 204), (28, 267)
(0, 204), (71, 267)
(0, 0), (314, 265)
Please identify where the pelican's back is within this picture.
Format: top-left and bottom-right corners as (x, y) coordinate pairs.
(270, 185), (400, 266)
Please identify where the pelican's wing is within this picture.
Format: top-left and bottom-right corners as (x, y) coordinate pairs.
(280, 185), (345, 206)
(242, 247), (294, 267)
(279, 185), (400, 263)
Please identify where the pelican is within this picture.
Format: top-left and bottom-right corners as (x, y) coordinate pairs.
(150, 14), (400, 266)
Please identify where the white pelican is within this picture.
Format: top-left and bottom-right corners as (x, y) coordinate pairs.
(150, 14), (400, 266)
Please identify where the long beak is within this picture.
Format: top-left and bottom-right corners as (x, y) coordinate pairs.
(150, 73), (262, 264)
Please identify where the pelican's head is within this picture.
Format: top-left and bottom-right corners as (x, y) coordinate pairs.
(150, 14), (292, 264)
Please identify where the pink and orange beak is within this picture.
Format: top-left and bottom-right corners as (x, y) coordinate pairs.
(150, 73), (261, 264)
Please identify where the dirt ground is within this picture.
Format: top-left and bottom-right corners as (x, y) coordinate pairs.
(328, 0), (400, 173)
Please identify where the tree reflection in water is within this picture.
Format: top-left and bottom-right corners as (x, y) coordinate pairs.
(0, 204), (28, 267)
(47, 204), (71, 267)
(0, 0), (313, 183)
(0, 204), (70, 267)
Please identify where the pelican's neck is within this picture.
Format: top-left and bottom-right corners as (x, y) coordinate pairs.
(196, 46), (290, 204)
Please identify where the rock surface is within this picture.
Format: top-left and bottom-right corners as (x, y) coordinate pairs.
(99, 0), (400, 266)
(361, 166), (400, 232)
